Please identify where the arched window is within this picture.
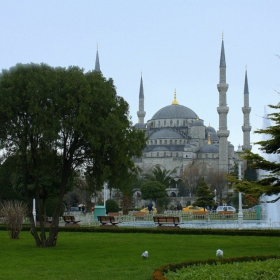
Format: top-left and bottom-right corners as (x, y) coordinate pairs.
(177, 120), (179, 126)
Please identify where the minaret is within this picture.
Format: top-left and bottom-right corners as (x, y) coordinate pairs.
(217, 37), (229, 172)
(94, 45), (101, 72)
(242, 69), (252, 151)
(137, 73), (146, 124)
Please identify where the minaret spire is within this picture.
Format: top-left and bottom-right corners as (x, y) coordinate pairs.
(94, 44), (101, 72)
(242, 69), (252, 151)
(137, 72), (146, 124)
(217, 37), (229, 172)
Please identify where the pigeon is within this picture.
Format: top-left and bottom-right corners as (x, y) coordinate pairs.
(142, 251), (148, 258)
(216, 249), (223, 258)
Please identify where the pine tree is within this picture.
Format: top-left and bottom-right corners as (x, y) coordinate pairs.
(193, 180), (215, 210)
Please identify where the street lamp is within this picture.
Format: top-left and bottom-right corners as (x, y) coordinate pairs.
(214, 189), (217, 203)
(237, 145), (243, 230)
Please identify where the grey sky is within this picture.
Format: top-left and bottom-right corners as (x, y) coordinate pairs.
(0, 1), (279, 154)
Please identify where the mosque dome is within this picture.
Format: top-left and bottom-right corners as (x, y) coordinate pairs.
(149, 129), (184, 139)
(197, 144), (219, 153)
(208, 132), (219, 142)
(151, 104), (197, 120)
(206, 125), (216, 133)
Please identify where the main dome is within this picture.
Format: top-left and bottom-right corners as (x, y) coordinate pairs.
(151, 104), (197, 120)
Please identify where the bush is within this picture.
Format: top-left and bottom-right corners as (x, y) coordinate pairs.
(106, 199), (119, 214)
(0, 200), (27, 239)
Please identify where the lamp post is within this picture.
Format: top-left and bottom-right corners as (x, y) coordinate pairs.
(32, 198), (36, 224)
(214, 189), (217, 203)
(237, 145), (243, 230)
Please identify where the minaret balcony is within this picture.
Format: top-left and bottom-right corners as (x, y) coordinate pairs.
(242, 107), (251, 114)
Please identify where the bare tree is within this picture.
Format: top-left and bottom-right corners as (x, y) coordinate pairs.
(181, 163), (201, 196)
(0, 200), (28, 239)
(206, 169), (228, 204)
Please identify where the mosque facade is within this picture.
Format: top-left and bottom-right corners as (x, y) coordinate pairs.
(132, 39), (252, 193)
(94, 39), (252, 200)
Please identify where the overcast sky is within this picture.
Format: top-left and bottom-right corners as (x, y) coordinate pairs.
(0, 1), (279, 154)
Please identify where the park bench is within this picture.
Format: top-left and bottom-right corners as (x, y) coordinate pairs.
(62, 215), (80, 226)
(153, 216), (180, 228)
(98, 216), (118, 227)
(192, 211), (207, 219)
(133, 211), (146, 221)
(108, 212), (121, 217)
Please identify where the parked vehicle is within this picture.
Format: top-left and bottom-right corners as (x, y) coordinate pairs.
(182, 206), (208, 213)
(216, 206), (236, 214)
(140, 207), (157, 214)
(70, 207), (80, 212)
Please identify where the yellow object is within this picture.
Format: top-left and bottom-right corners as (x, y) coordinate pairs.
(182, 205), (208, 213)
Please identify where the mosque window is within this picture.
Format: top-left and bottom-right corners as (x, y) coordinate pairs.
(170, 140), (173, 144)
(157, 152), (159, 157)
(165, 140), (167, 144)
(164, 120), (166, 126)
(177, 120), (179, 126)
(164, 152), (166, 157)
(175, 140), (177, 144)
(158, 121), (160, 127)
(205, 154), (208, 158)
(170, 120), (173, 126)
(155, 140), (157, 144)
(160, 140), (162, 144)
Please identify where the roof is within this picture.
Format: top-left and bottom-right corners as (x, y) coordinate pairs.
(151, 104), (197, 120)
(149, 129), (185, 140)
(197, 144), (219, 153)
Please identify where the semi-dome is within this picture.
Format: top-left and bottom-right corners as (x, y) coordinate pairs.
(149, 129), (184, 140)
(151, 104), (197, 120)
(197, 144), (219, 153)
(191, 119), (204, 126)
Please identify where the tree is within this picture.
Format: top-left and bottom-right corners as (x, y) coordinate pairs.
(142, 165), (176, 188)
(0, 64), (145, 247)
(140, 181), (167, 202)
(181, 163), (200, 196)
(234, 103), (280, 203)
(193, 180), (215, 210)
(206, 169), (228, 204)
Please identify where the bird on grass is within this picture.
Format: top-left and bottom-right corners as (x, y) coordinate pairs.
(142, 251), (148, 258)
(216, 249), (223, 258)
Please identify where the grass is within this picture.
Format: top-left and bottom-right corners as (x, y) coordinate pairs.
(0, 230), (280, 280)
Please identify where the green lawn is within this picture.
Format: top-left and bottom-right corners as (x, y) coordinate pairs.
(0, 230), (279, 280)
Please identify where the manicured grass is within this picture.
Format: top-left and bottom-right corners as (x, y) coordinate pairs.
(0, 230), (280, 280)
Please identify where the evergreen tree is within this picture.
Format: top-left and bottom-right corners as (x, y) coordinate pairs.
(193, 180), (215, 210)
(230, 102), (280, 203)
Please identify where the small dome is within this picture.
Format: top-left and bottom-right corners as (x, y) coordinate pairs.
(228, 143), (234, 147)
(149, 129), (184, 140)
(197, 144), (219, 153)
(206, 125), (216, 133)
(151, 104), (197, 120)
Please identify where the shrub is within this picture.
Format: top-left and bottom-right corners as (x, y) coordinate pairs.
(0, 200), (28, 239)
(106, 199), (119, 214)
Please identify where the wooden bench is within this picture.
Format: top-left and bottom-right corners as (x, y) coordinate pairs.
(193, 211), (207, 219)
(108, 212), (121, 217)
(153, 216), (180, 228)
(98, 216), (118, 227)
(62, 215), (80, 226)
(133, 211), (146, 221)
